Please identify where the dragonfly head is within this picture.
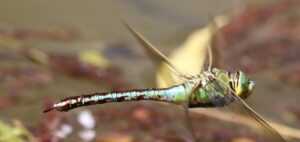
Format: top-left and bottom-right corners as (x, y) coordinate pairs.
(233, 71), (255, 99)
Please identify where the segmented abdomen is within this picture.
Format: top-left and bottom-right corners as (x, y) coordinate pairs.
(44, 85), (187, 112)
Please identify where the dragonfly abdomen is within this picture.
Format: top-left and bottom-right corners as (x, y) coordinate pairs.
(43, 85), (187, 113)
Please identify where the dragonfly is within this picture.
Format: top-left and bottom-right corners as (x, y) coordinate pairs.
(43, 22), (285, 142)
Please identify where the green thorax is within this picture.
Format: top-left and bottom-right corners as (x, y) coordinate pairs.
(180, 68), (232, 107)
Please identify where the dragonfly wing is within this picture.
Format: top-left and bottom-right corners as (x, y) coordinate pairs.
(203, 77), (285, 142)
(156, 15), (228, 87)
(226, 96), (285, 142)
(122, 21), (192, 82)
(123, 22), (199, 141)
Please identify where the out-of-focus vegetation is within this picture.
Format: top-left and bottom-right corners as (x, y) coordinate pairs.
(0, 0), (299, 142)
(0, 120), (27, 142)
(0, 119), (36, 142)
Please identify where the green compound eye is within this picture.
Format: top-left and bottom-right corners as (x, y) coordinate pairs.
(235, 71), (255, 99)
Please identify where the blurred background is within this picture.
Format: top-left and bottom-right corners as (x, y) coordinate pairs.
(0, 0), (299, 142)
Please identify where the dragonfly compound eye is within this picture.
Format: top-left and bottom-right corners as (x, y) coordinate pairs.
(235, 71), (255, 99)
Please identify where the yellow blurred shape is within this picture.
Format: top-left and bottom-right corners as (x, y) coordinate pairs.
(96, 134), (133, 142)
(231, 137), (256, 142)
(79, 49), (109, 69)
(27, 48), (49, 65)
(0, 35), (22, 50)
(157, 15), (228, 87)
(0, 120), (32, 142)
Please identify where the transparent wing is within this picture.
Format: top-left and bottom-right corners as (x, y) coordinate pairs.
(201, 76), (285, 142)
(122, 21), (192, 83)
(123, 22), (198, 141)
(155, 15), (227, 87)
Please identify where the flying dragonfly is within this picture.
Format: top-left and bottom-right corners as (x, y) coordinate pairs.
(44, 22), (285, 142)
